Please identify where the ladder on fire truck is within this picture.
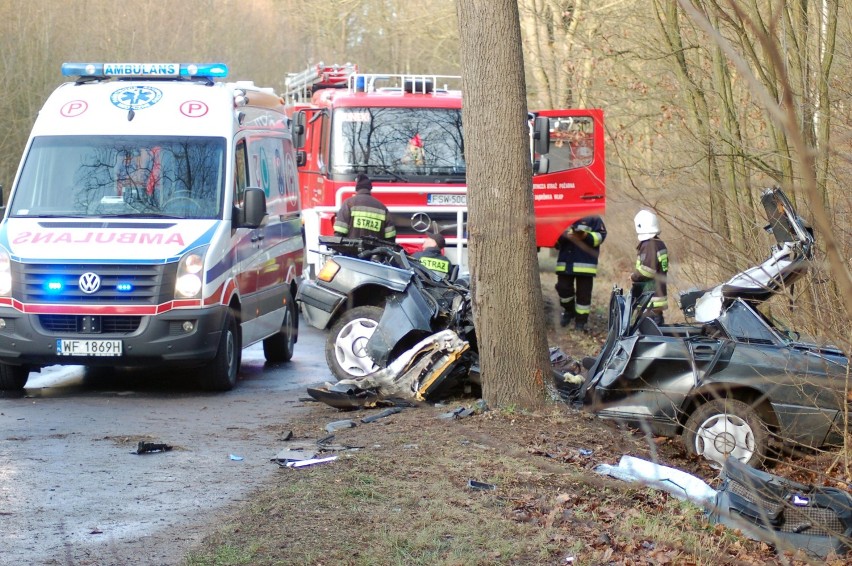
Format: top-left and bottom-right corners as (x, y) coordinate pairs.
(284, 62), (463, 104)
(283, 63), (357, 105)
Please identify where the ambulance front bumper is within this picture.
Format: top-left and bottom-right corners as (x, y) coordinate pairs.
(0, 305), (228, 368)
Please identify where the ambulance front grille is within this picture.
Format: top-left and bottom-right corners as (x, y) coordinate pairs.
(12, 263), (177, 305)
(38, 315), (141, 335)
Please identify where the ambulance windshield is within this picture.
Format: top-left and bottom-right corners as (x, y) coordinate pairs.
(330, 108), (465, 179)
(10, 136), (226, 219)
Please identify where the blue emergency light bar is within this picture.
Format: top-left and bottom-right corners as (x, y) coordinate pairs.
(61, 63), (229, 79)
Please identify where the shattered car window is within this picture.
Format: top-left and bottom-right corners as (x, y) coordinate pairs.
(717, 301), (780, 345)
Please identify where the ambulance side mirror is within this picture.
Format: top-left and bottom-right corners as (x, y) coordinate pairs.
(241, 187), (267, 228)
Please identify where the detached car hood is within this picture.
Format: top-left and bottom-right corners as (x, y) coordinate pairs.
(683, 187), (814, 322)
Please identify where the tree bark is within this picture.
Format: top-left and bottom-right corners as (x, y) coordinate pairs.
(456, 0), (549, 409)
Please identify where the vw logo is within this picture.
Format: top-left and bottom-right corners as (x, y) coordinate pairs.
(79, 272), (101, 294)
(410, 212), (432, 233)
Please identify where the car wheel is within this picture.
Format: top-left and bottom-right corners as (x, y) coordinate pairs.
(263, 291), (298, 363)
(0, 363), (29, 391)
(325, 306), (383, 381)
(199, 310), (241, 391)
(682, 398), (769, 468)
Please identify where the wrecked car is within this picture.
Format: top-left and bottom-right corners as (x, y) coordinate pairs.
(296, 235), (478, 385)
(580, 187), (850, 467)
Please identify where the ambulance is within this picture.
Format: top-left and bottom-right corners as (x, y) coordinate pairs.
(0, 62), (303, 391)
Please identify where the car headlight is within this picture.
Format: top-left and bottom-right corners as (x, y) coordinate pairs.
(317, 259), (340, 282)
(175, 246), (208, 299)
(0, 249), (11, 297)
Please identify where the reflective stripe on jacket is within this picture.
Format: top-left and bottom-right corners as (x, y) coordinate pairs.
(555, 215), (607, 276)
(631, 236), (669, 308)
(334, 190), (397, 240)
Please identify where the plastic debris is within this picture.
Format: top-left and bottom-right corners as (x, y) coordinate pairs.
(286, 455), (337, 468)
(229, 454), (244, 461)
(273, 448), (318, 464)
(437, 406), (474, 420)
(360, 407), (402, 423)
(325, 419), (357, 433)
(467, 479), (496, 491)
(133, 441), (172, 455)
(594, 455), (715, 507)
(578, 449), (593, 457)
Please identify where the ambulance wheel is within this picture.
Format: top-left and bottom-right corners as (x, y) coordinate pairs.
(263, 291), (298, 363)
(325, 306), (383, 381)
(682, 398), (769, 468)
(200, 310), (241, 391)
(0, 363), (29, 390)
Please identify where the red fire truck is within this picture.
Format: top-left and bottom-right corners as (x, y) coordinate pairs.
(284, 63), (605, 276)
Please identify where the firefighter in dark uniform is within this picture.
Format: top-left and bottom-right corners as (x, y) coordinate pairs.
(333, 174), (397, 241)
(412, 232), (454, 278)
(555, 215), (607, 331)
(631, 209), (669, 325)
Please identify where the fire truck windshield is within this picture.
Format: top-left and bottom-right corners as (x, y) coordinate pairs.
(330, 107), (465, 179)
(10, 135), (225, 219)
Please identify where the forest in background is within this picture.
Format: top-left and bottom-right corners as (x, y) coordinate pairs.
(1, 0), (850, 341)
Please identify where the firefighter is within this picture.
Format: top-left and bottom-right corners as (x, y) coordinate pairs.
(555, 215), (607, 331)
(412, 232), (454, 278)
(333, 174), (397, 241)
(631, 209), (669, 325)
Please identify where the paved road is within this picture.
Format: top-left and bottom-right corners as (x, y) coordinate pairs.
(0, 321), (332, 566)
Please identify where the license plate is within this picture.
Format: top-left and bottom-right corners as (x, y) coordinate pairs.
(427, 193), (466, 206)
(56, 339), (123, 357)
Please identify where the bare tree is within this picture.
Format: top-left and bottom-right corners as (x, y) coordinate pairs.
(457, 0), (549, 409)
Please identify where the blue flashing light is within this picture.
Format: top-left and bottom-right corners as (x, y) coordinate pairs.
(116, 283), (134, 293)
(45, 280), (63, 293)
(61, 62), (228, 79)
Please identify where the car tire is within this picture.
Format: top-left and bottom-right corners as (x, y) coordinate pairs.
(682, 398), (769, 468)
(263, 291), (298, 363)
(199, 310), (241, 391)
(0, 363), (29, 391)
(325, 306), (383, 381)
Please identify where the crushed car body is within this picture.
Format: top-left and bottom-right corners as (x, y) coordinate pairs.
(580, 187), (850, 467)
(307, 329), (471, 410)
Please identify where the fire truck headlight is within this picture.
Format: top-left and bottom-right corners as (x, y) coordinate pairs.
(175, 246), (207, 299)
(0, 250), (11, 297)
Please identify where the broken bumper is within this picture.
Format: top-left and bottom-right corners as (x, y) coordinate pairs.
(296, 279), (346, 330)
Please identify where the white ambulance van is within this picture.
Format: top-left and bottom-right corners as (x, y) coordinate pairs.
(0, 62), (303, 391)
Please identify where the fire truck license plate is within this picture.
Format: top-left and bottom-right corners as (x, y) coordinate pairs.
(427, 194), (466, 206)
(56, 339), (123, 356)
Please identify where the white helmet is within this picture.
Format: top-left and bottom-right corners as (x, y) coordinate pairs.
(634, 209), (660, 241)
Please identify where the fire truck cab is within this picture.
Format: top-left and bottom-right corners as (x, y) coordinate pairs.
(284, 63), (606, 277)
(0, 63), (303, 391)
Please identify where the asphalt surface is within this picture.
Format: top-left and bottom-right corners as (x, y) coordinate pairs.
(0, 320), (332, 566)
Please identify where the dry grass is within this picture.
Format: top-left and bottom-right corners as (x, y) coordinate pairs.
(185, 263), (851, 566)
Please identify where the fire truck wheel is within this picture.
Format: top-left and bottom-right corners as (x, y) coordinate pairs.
(0, 363), (29, 391)
(325, 306), (383, 381)
(199, 310), (241, 391)
(263, 291), (298, 363)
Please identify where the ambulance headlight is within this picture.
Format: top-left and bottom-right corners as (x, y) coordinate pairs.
(0, 250), (11, 297)
(175, 246), (207, 299)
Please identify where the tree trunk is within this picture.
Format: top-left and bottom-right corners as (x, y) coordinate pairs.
(456, 0), (549, 409)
